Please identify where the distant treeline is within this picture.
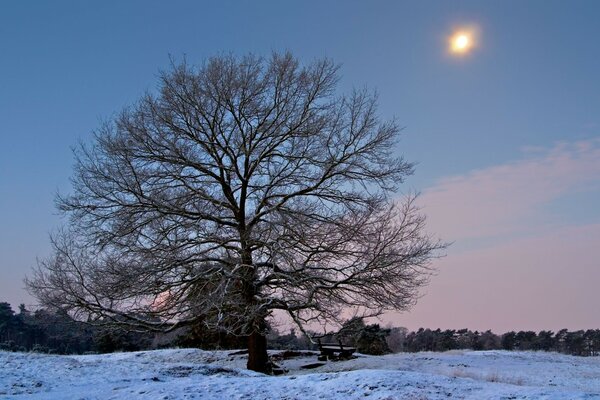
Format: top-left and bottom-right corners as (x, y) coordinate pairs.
(386, 326), (600, 356)
(1, 302), (599, 356)
(0, 302), (154, 354)
(268, 318), (600, 357)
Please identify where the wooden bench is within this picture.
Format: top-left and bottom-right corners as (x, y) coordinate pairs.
(317, 338), (356, 361)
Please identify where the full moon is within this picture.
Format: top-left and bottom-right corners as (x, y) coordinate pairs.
(455, 35), (469, 49)
(448, 29), (477, 55)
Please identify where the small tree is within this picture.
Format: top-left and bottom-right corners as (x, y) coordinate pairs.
(356, 323), (391, 355)
(501, 331), (517, 350)
(536, 330), (555, 352)
(336, 317), (391, 355)
(0, 302), (17, 343)
(27, 52), (443, 373)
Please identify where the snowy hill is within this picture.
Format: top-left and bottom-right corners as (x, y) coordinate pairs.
(2, 348), (600, 399)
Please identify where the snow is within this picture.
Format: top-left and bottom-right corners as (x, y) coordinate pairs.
(2, 348), (600, 399)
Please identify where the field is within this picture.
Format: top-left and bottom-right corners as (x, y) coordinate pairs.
(2, 349), (600, 399)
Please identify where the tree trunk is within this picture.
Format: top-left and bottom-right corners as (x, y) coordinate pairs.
(239, 229), (269, 373)
(247, 329), (269, 373)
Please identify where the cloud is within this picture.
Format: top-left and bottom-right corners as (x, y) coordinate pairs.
(386, 137), (600, 331)
(420, 138), (600, 245)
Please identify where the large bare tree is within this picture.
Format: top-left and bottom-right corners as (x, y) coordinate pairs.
(28, 52), (443, 373)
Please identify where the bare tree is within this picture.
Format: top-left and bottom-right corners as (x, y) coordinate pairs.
(27, 52), (444, 373)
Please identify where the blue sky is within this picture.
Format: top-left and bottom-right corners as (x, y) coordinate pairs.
(1, 1), (600, 331)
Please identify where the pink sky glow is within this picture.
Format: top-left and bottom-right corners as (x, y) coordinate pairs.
(386, 138), (600, 332)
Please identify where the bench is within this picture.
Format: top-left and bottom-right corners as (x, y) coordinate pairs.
(317, 338), (356, 361)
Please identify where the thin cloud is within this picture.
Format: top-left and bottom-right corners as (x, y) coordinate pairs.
(388, 137), (600, 331)
(420, 138), (600, 244)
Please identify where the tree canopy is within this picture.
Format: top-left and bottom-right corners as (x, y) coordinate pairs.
(28, 52), (443, 372)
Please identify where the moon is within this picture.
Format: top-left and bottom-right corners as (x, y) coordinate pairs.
(448, 27), (478, 56)
(455, 35), (469, 49)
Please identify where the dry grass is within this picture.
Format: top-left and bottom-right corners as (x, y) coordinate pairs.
(449, 368), (524, 386)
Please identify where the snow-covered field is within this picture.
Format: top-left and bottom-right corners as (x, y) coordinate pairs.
(2, 348), (600, 399)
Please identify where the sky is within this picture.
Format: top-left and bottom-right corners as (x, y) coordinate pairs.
(1, 0), (599, 333)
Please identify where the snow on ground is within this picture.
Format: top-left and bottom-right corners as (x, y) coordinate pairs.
(1, 348), (600, 399)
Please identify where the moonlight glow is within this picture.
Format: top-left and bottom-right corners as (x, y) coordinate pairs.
(448, 28), (478, 55)
(455, 35), (469, 49)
